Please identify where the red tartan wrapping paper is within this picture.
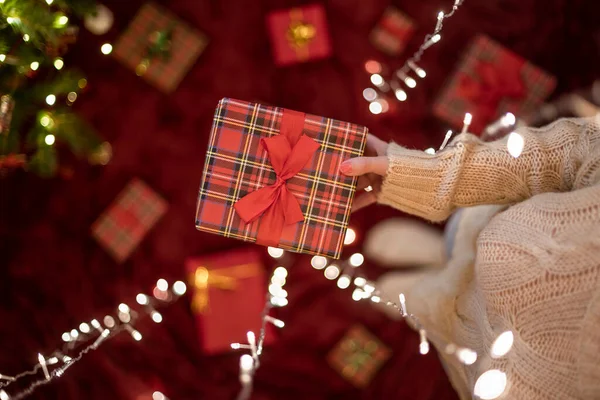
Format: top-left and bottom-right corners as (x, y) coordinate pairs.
(195, 98), (368, 259)
(113, 2), (208, 93)
(370, 7), (416, 56)
(433, 35), (556, 134)
(91, 179), (167, 262)
(327, 325), (391, 388)
(266, 4), (332, 66)
(185, 247), (275, 354)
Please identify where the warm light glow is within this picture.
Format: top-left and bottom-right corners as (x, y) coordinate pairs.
(363, 284), (375, 293)
(370, 295), (381, 303)
(56, 15), (69, 26)
(369, 101), (383, 115)
(0, 390), (8, 400)
(152, 391), (166, 400)
(362, 88), (377, 101)
(268, 283), (284, 297)
(240, 354), (254, 372)
(266, 315), (285, 328)
(349, 253), (364, 267)
(0, 55), (5, 62)
(491, 331), (514, 358)
(501, 112), (516, 127)
(370, 74), (384, 86)
(231, 343), (241, 349)
(103, 315), (115, 328)
(271, 296), (288, 307)
(419, 341), (430, 355)
(507, 132), (524, 158)
(457, 348), (478, 365)
(6, 17), (15, 24)
(173, 280), (187, 295)
(91, 319), (101, 329)
(30, 61), (39, 71)
(378, 99), (389, 113)
(267, 246), (284, 258)
(432, 34), (442, 43)
(351, 288), (364, 301)
(79, 323), (90, 333)
(364, 60), (382, 74)
(274, 266), (288, 279)
(405, 77), (417, 88)
(156, 278), (168, 291)
(118, 303), (130, 313)
(324, 265), (340, 280)
(70, 329), (79, 339)
(44, 134), (55, 146)
(46, 0), (54, 4)
(23, 34), (30, 42)
(416, 68), (427, 78)
(395, 89), (407, 101)
(464, 112), (473, 125)
(136, 293), (149, 305)
(101, 43), (113, 55)
(54, 58), (64, 70)
(399, 293), (408, 316)
(61, 332), (71, 342)
(40, 115), (51, 127)
(78, 78), (88, 89)
(353, 277), (366, 287)
(311, 255), (327, 270)
(45, 94), (56, 106)
(474, 370), (507, 399)
(131, 330), (143, 341)
(425, 148), (435, 155)
(344, 228), (356, 245)
(151, 311), (163, 323)
(337, 275), (351, 289)
(246, 331), (256, 346)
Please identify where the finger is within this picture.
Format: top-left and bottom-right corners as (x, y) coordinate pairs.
(352, 192), (377, 213)
(366, 134), (389, 156)
(356, 176), (371, 191)
(340, 156), (388, 177)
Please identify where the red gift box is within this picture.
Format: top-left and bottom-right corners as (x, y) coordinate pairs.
(185, 247), (275, 354)
(327, 325), (391, 388)
(91, 179), (167, 262)
(195, 98), (368, 259)
(370, 7), (416, 56)
(266, 4), (332, 66)
(433, 35), (557, 134)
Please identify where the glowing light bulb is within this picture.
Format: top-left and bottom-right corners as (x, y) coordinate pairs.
(501, 112), (516, 127)
(0, 55), (5, 62)
(152, 391), (166, 400)
(6, 17), (15, 24)
(311, 255), (327, 270)
(425, 148), (436, 155)
(370, 74), (384, 86)
(100, 43), (113, 55)
(61, 332), (71, 342)
(491, 331), (514, 358)
(46, 0), (54, 4)
(364, 60), (382, 74)
(240, 354), (253, 372)
(274, 266), (288, 279)
(507, 132), (524, 158)
(45, 94), (56, 106)
(118, 303), (130, 313)
(324, 265), (340, 280)
(474, 370), (507, 399)
(156, 279), (168, 291)
(103, 315), (115, 328)
(173, 280), (187, 295)
(30, 61), (39, 71)
(405, 77), (417, 88)
(353, 277), (367, 287)
(349, 253), (364, 267)
(151, 311), (163, 323)
(265, 315), (285, 328)
(432, 34), (441, 43)
(44, 134), (55, 145)
(0, 391), (8, 400)
(369, 101), (383, 115)
(395, 89), (407, 101)
(351, 288), (364, 301)
(23, 34), (30, 42)
(56, 15), (69, 27)
(131, 330), (142, 341)
(370, 295), (381, 303)
(344, 228), (356, 245)
(337, 275), (351, 289)
(399, 293), (408, 316)
(363, 284), (375, 293)
(267, 247), (284, 258)
(136, 293), (149, 305)
(91, 319), (101, 330)
(416, 68), (426, 78)
(457, 348), (478, 365)
(362, 88), (377, 101)
(464, 113), (473, 125)
(54, 58), (64, 70)
(79, 323), (90, 333)
(70, 329), (79, 339)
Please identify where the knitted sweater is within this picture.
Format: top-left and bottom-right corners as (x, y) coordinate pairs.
(378, 117), (600, 399)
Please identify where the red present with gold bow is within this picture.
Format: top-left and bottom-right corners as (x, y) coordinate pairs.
(113, 2), (208, 93)
(185, 247), (276, 354)
(92, 179), (168, 262)
(370, 7), (416, 56)
(195, 98), (367, 259)
(433, 35), (556, 134)
(327, 325), (392, 388)
(266, 4), (332, 66)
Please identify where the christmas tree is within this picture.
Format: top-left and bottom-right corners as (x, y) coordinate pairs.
(0, 0), (105, 177)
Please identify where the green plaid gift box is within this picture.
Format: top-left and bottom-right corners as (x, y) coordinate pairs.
(92, 179), (168, 262)
(433, 34), (556, 134)
(327, 325), (391, 388)
(113, 2), (208, 93)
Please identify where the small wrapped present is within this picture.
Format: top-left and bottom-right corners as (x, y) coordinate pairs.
(327, 325), (391, 388)
(433, 35), (556, 134)
(370, 7), (416, 56)
(266, 4), (332, 66)
(92, 179), (167, 262)
(195, 98), (368, 259)
(185, 247), (275, 354)
(113, 2), (208, 93)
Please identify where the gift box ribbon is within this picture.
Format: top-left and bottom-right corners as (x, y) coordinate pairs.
(234, 109), (320, 247)
(458, 59), (526, 124)
(286, 8), (316, 60)
(191, 263), (263, 313)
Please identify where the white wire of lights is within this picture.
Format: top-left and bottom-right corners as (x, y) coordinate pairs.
(233, 257), (288, 400)
(364, 0), (466, 114)
(0, 279), (187, 400)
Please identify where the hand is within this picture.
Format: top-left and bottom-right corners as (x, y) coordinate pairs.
(339, 134), (389, 212)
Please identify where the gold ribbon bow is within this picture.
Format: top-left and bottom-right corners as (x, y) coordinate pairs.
(190, 263), (262, 313)
(286, 9), (316, 60)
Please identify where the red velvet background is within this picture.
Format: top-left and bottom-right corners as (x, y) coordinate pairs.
(1, 0), (599, 399)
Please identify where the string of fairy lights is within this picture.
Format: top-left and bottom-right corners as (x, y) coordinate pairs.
(0, 279), (187, 400)
(363, 0), (465, 114)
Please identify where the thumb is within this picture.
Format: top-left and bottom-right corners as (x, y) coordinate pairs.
(340, 156), (388, 176)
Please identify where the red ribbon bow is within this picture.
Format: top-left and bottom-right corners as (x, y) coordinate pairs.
(458, 60), (526, 128)
(234, 109), (320, 247)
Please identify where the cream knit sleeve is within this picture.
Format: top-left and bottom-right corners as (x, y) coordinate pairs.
(378, 117), (600, 222)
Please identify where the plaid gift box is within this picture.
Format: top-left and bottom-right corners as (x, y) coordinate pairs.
(433, 35), (556, 134)
(113, 2), (208, 93)
(370, 7), (416, 56)
(92, 179), (167, 262)
(266, 4), (332, 66)
(185, 247), (276, 354)
(327, 325), (391, 388)
(195, 98), (368, 259)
